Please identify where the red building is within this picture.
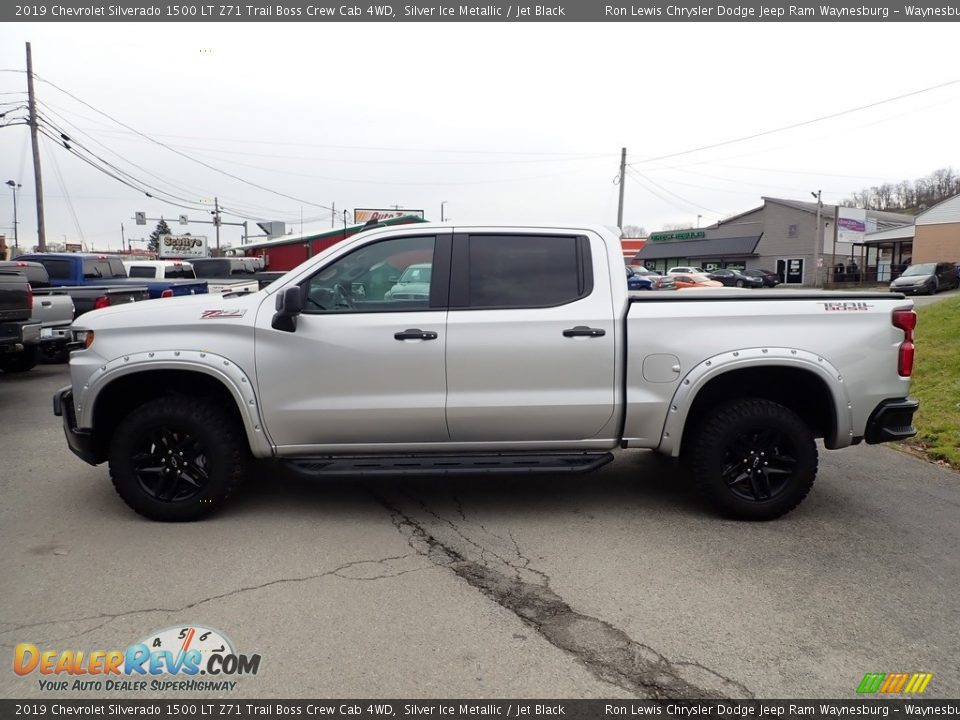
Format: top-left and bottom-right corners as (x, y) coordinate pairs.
(238, 215), (427, 272)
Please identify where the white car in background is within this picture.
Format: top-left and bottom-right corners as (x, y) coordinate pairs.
(384, 263), (432, 301)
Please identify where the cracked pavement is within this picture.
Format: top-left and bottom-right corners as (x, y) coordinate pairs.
(2, 365), (959, 699)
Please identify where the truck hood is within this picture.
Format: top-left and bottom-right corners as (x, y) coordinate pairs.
(74, 291), (263, 330)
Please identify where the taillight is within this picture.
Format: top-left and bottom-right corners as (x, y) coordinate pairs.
(892, 309), (917, 377)
(26, 283), (33, 309)
(161, 289), (174, 298)
(93, 295), (110, 310)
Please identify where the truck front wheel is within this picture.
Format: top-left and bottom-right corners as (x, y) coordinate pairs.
(688, 398), (817, 520)
(108, 397), (248, 521)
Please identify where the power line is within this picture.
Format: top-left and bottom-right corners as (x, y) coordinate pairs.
(628, 77), (960, 168)
(627, 168), (722, 215)
(33, 73), (336, 212)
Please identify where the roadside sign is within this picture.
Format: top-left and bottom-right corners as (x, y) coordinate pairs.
(179, 215), (189, 225)
(159, 234), (208, 259)
(135, 212), (146, 225)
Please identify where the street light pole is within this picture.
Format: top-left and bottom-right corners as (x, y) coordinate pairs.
(5, 180), (20, 251)
(811, 190), (822, 288)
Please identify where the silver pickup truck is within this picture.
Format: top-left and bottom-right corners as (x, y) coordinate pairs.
(54, 224), (919, 522)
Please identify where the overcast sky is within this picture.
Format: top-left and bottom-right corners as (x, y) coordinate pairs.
(1, 22), (958, 250)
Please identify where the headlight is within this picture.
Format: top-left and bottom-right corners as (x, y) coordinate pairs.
(69, 328), (95, 350)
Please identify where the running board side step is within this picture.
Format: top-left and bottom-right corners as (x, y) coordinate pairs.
(284, 452), (614, 478)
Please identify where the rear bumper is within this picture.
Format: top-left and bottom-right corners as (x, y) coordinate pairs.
(40, 325), (72, 344)
(53, 386), (99, 465)
(864, 397), (919, 444)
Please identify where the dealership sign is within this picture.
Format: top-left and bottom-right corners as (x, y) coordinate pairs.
(836, 206), (867, 245)
(159, 234), (208, 258)
(354, 208), (425, 223)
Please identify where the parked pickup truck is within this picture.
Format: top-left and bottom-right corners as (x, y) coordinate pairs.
(0, 261), (74, 361)
(0, 270), (41, 373)
(18, 253), (208, 299)
(125, 259), (259, 295)
(190, 257), (281, 291)
(0, 259), (149, 319)
(54, 224), (919, 522)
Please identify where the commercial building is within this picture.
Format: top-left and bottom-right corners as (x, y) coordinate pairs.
(912, 192), (960, 264)
(636, 197), (913, 285)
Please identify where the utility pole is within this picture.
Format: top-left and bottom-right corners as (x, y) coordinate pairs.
(5, 181), (19, 251)
(121, 222), (126, 252)
(616, 147), (627, 231)
(213, 196), (221, 253)
(25, 42), (46, 252)
(812, 190), (822, 288)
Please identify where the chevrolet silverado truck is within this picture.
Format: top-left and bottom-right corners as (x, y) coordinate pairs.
(0, 269), (41, 372)
(19, 253), (208, 299)
(53, 224), (919, 522)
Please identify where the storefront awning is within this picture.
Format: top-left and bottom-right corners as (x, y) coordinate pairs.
(636, 234), (761, 260)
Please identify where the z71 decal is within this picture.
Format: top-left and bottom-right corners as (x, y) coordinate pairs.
(200, 309), (247, 319)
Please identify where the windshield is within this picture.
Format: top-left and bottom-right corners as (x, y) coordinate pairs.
(398, 265), (431, 283)
(902, 263), (936, 276)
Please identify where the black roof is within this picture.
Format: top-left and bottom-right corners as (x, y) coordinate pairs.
(637, 235), (761, 260)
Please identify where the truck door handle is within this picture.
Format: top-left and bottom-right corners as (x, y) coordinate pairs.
(563, 326), (606, 338)
(41, 301), (52, 307)
(394, 328), (438, 341)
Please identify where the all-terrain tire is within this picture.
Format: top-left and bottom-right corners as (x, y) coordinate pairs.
(688, 398), (817, 520)
(0, 346), (39, 373)
(109, 396), (248, 521)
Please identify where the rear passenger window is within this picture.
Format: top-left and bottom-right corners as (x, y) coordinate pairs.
(465, 234), (590, 309)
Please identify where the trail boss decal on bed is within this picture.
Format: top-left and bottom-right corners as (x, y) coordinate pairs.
(200, 309), (247, 319)
(820, 301), (874, 312)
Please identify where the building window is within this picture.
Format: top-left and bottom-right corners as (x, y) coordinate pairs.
(788, 224), (798, 238)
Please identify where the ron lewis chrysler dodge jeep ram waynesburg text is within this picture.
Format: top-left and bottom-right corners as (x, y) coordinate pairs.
(53, 224), (919, 522)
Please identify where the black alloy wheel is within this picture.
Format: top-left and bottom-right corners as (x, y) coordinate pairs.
(109, 397), (248, 521)
(132, 426), (210, 503)
(688, 398), (818, 520)
(720, 427), (797, 502)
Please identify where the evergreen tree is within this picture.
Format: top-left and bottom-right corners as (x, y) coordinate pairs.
(148, 219), (172, 254)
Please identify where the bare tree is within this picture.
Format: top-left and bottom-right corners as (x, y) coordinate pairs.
(621, 224), (647, 238)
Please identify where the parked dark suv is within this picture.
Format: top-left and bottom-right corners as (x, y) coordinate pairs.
(889, 262), (960, 295)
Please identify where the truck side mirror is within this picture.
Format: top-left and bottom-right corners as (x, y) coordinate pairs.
(271, 286), (303, 332)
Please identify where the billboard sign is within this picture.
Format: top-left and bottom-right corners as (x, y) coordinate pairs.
(353, 208), (425, 224)
(159, 234), (208, 258)
(837, 206), (867, 244)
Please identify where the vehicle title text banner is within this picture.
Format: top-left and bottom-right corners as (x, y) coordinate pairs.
(4, 0), (960, 22)
(4, 699), (960, 719)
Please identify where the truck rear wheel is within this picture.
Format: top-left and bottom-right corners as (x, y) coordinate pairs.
(108, 397), (248, 521)
(0, 346), (39, 373)
(688, 398), (817, 520)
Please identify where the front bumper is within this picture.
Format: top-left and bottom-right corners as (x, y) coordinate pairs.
(890, 284), (926, 295)
(53, 386), (99, 465)
(864, 398), (919, 444)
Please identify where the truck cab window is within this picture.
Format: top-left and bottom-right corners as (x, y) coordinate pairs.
(301, 235), (436, 313)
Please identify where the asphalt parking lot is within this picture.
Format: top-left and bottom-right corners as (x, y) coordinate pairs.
(1, 364), (959, 700)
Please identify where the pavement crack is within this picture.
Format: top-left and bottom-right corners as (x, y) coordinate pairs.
(1, 553), (424, 645)
(375, 492), (753, 700)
